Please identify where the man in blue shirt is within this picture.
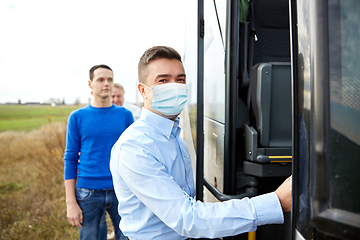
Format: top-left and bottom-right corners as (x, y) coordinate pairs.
(110, 46), (292, 239)
(64, 65), (133, 240)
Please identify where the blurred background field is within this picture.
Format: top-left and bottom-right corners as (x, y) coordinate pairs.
(0, 104), (83, 239)
(0, 105), (81, 132)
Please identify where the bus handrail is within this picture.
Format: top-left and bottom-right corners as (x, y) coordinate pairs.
(203, 178), (257, 201)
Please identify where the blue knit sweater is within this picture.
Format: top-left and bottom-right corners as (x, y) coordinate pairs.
(64, 104), (134, 190)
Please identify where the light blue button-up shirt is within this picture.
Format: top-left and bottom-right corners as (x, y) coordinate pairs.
(110, 108), (284, 240)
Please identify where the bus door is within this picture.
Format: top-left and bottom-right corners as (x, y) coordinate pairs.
(196, 0), (292, 239)
(291, 0), (360, 239)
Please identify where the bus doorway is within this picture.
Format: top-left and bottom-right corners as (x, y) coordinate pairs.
(183, 0), (360, 239)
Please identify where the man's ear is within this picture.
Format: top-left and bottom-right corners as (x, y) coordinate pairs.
(88, 80), (92, 89)
(138, 83), (147, 99)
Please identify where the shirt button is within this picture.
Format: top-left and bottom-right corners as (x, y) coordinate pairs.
(188, 179), (191, 183)
(166, 133), (169, 136)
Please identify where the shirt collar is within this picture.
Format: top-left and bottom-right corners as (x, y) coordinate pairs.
(140, 108), (181, 139)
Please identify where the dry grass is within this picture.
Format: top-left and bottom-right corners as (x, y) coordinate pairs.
(0, 122), (78, 239)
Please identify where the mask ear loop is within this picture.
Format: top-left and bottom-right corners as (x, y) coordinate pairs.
(138, 82), (153, 107)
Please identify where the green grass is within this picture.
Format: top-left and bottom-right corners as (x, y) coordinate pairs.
(0, 105), (83, 132)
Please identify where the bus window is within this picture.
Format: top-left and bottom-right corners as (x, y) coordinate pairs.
(294, 0), (360, 239)
(328, 0), (360, 214)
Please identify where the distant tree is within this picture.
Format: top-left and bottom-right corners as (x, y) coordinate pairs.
(18, 99), (21, 104)
(74, 98), (81, 105)
(46, 98), (62, 105)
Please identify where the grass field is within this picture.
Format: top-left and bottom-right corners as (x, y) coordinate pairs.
(0, 104), (85, 239)
(0, 104), (83, 132)
(0, 122), (80, 239)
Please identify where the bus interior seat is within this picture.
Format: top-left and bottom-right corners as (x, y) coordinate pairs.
(250, 62), (292, 148)
(247, 0), (290, 67)
(240, 0), (292, 177)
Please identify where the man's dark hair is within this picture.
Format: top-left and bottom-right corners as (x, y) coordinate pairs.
(89, 64), (113, 80)
(138, 46), (182, 83)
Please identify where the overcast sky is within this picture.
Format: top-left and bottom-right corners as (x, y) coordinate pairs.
(0, 0), (195, 105)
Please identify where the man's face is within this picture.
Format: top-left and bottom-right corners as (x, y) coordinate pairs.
(111, 87), (124, 106)
(88, 68), (113, 100)
(138, 58), (186, 115)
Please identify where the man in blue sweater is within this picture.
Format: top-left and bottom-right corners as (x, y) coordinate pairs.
(64, 64), (133, 240)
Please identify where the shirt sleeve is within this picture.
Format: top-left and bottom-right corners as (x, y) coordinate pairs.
(63, 113), (80, 180)
(112, 139), (284, 238)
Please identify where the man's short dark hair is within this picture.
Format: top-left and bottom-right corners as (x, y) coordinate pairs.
(138, 46), (182, 83)
(89, 64), (113, 80)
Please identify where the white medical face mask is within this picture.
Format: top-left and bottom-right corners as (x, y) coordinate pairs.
(142, 83), (188, 116)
